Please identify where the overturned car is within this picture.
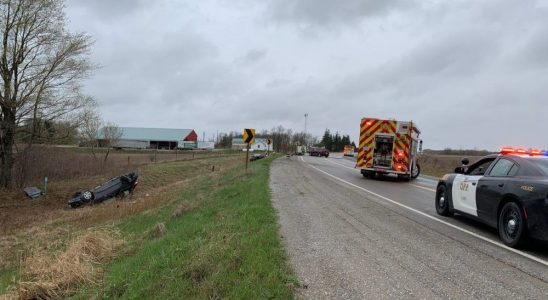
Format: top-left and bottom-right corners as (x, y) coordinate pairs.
(69, 172), (139, 208)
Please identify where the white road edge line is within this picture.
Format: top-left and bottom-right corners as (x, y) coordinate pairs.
(409, 184), (436, 193)
(300, 156), (548, 267)
(325, 157), (437, 193)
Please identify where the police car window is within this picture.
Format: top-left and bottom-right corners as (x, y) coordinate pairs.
(467, 158), (495, 176)
(507, 164), (519, 176)
(488, 159), (515, 177)
(530, 159), (548, 176)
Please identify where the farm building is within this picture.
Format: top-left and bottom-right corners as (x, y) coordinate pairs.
(97, 127), (198, 150)
(231, 138), (271, 151)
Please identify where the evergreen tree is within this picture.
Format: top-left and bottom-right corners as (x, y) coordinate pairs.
(333, 132), (341, 151)
(321, 129), (332, 150)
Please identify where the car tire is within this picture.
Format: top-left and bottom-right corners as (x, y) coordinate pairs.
(81, 190), (94, 202)
(498, 202), (527, 248)
(435, 185), (453, 216)
(411, 163), (420, 179)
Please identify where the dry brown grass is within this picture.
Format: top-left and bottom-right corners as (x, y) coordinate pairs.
(150, 223), (167, 238)
(0, 154), (245, 298)
(6, 229), (122, 300)
(172, 203), (195, 218)
(419, 154), (483, 178)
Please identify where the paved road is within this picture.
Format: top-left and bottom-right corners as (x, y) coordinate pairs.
(270, 154), (548, 299)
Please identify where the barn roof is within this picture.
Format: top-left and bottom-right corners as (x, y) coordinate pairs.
(98, 127), (194, 141)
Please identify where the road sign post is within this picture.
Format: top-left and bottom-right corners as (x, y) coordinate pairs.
(245, 142), (250, 170)
(243, 128), (255, 171)
(266, 138), (272, 156)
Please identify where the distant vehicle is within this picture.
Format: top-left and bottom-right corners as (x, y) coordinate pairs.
(343, 145), (355, 157)
(356, 118), (422, 180)
(69, 172), (139, 208)
(296, 145), (306, 156)
(309, 147), (329, 157)
(435, 147), (548, 247)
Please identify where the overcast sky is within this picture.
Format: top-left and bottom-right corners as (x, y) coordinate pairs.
(65, 0), (548, 150)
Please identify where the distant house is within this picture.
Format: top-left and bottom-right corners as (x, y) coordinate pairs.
(97, 127), (198, 150)
(231, 138), (271, 151)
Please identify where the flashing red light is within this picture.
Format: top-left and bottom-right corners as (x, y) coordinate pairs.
(515, 148), (527, 154)
(396, 164), (403, 170)
(396, 150), (404, 157)
(366, 121), (373, 126)
(499, 146), (545, 156)
(530, 148), (543, 156)
(499, 146), (514, 154)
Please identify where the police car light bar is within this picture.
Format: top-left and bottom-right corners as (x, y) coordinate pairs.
(499, 146), (546, 156)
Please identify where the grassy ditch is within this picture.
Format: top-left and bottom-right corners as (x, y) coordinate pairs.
(71, 155), (296, 299)
(0, 155), (296, 299)
(0, 156), (296, 299)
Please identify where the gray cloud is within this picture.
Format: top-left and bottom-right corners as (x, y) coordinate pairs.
(64, 0), (548, 150)
(234, 49), (268, 66)
(68, 0), (148, 20)
(267, 0), (411, 27)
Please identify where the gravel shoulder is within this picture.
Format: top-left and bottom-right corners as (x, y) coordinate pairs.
(270, 156), (548, 299)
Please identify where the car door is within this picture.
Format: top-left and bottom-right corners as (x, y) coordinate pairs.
(476, 158), (518, 226)
(452, 157), (495, 216)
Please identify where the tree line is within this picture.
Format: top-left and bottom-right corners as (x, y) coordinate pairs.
(215, 127), (354, 153)
(319, 129), (355, 152)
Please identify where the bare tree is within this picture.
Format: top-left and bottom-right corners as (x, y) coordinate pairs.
(79, 105), (101, 159)
(100, 123), (122, 164)
(0, 0), (93, 188)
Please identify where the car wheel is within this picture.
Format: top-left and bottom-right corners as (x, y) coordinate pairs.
(498, 202), (527, 248)
(435, 185), (453, 216)
(411, 163), (420, 179)
(82, 190), (94, 202)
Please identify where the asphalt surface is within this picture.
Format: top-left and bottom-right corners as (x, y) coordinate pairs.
(270, 154), (548, 299)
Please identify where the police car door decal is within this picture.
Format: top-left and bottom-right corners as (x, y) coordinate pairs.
(451, 174), (480, 216)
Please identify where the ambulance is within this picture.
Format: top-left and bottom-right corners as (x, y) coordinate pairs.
(356, 118), (422, 180)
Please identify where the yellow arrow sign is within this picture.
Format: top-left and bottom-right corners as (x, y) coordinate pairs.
(243, 128), (255, 144)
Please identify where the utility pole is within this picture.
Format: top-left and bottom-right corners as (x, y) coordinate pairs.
(304, 113), (308, 147)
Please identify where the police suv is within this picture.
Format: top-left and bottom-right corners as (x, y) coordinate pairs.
(435, 147), (548, 248)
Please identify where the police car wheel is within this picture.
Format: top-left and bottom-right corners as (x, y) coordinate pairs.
(435, 185), (453, 216)
(498, 202), (527, 248)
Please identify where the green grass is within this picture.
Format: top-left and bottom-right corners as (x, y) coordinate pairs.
(72, 156), (297, 299)
(0, 268), (18, 294)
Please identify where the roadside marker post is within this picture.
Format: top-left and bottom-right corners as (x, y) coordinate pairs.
(266, 138), (272, 156)
(243, 128), (255, 171)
